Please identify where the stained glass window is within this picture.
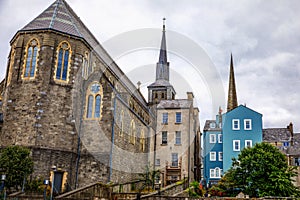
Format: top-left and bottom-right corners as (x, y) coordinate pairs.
(85, 82), (103, 119)
(55, 42), (71, 81)
(23, 39), (39, 79)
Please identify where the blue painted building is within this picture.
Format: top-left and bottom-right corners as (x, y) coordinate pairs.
(203, 109), (223, 185)
(222, 105), (262, 171)
(203, 55), (263, 186)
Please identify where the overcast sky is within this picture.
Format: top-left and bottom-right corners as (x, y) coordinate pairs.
(0, 0), (299, 132)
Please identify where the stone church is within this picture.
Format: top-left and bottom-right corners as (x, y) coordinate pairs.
(0, 0), (200, 192)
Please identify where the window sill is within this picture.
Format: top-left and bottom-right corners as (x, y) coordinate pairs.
(175, 122), (182, 125)
(161, 144), (168, 146)
(174, 144), (182, 146)
(161, 123), (168, 125)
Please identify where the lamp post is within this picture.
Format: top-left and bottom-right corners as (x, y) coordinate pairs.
(50, 165), (56, 200)
(43, 179), (50, 200)
(1, 174), (6, 200)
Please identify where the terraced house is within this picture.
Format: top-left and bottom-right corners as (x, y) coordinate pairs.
(0, 0), (201, 193)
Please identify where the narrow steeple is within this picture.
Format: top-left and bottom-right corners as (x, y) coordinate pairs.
(148, 18), (176, 105)
(227, 54), (238, 112)
(155, 18), (170, 81)
(158, 18), (167, 64)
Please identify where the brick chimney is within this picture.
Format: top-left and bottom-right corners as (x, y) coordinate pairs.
(287, 122), (294, 146)
(187, 92), (194, 101)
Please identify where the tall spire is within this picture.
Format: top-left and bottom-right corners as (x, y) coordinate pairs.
(154, 18), (170, 82)
(227, 53), (238, 112)
(148, 18), (176, 104)
(158, 18), (167, 64)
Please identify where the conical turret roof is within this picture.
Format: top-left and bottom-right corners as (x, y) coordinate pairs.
(21, 0), (82, 37)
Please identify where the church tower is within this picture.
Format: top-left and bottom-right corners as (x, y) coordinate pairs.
(227, 54), (238, 112)
(148, 19), (176, 105)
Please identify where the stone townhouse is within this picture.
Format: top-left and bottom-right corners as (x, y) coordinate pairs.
(148, 21), (201, 186)
(0, 0), (201, 193)
(263, 123), (300, 187)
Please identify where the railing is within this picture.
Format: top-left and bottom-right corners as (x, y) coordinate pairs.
(56, 182), (111, 200)
(55, 180), (146, 200)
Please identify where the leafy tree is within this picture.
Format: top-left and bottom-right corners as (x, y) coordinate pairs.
(0, 145), (34, 191)
(187, 181), (205, 197)
(224, 142), (299, 197)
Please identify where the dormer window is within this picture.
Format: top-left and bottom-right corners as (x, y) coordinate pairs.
(210, 122), (216, 128)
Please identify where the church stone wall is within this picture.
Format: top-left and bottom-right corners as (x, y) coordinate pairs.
(0, 28), (153, 189)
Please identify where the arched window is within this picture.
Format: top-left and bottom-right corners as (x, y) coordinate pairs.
(130, 120), (136, 144)
(119, 110), (124, 136)
(215, 167), (222, 178)
(140, 129), (145, 152)
(23, 39), (39, 79)
(85, 82), (103, 119)
(54, 41), (71, 82)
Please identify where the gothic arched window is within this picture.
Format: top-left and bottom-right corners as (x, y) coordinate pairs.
(85, 82), (103, 119)
(54, 41), (71, 82)
(130, 120), (136, 144)
(23, 39), (39, 79)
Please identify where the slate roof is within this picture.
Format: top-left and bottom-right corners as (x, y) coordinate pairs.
(21, 0), (82, 37)
(148, 79), (173, 87)
(203, 120), (221, 131)
(15, 0), (148, 109)
(157, 99), (192, 109)
(263, 127), (300, 156)
(287, 133), (300, 156)
(263, 128), (291, 142)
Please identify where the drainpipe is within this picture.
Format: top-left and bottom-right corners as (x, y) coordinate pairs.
(187, 104), (192, 186)
(75, 83), (85, 188)
(153, 105), (157, 177)
(108, 87), (117, 182)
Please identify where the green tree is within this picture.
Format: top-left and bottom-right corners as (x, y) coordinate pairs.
(187, 181), (205, 197)
(0, 145), (34, 191)
(226, 142), (299, 197)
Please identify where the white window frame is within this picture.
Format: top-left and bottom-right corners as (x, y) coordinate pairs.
(210, 169), (215, 178)
(210, 168), (223, 178)
(232, 119), (240, 130)
(245, 140), (252, 148)
(233, 140), (240, 151)
(218, 152), (223, 161)
(209, 134), (216, 143)
(244, 119), (252, 130)
(218, 134), (222, 143)
(210, 152), (216, 161)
